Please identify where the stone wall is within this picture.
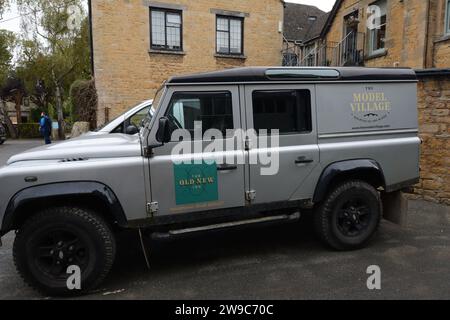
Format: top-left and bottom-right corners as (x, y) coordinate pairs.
(91, 0), (284, 125)
(324, 0), (450, 69)
(428, 0), (450, 68)
(414, 76), (450, 205)
(324, 0), (431, 68)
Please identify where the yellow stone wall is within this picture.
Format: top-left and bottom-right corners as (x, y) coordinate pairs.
(324, 0), (450, 68)
(415, 77), (450, 205)
(91, 0), (284, 124)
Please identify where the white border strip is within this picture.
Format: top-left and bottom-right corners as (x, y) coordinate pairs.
(319, 129), (419, 139)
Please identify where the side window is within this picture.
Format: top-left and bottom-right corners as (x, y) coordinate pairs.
(130, 106), (150, 128)
(150, 8), (183, 51)
(166, 92), (234, 139)
(252, 90), (312, 134)
(368, 0), (387, 55)
(216, 16), (244, 55)
(111, 123), (124, 134)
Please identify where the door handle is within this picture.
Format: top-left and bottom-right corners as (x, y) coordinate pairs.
(295, 156), (314, 164)
(217, 165), (238, 171)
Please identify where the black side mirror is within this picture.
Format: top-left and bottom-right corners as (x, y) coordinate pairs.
(156, 117), (171, 143)
(125, 125), (139, 135)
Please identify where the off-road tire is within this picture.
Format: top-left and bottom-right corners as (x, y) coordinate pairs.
(13, 207), (116, 296)
(314, 180), (382, 251)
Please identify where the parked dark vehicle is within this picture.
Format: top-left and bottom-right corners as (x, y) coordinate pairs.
(0, 123), (6, 145)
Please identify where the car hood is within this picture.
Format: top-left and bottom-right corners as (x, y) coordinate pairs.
(7, 134), (142, 165)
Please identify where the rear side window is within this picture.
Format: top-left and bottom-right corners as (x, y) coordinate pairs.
(166, 91), (234, 137)
(252, 90), (312, 134)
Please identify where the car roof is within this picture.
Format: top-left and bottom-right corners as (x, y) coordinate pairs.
(167, 67), (417, 84)
(120, 100), (153, 118)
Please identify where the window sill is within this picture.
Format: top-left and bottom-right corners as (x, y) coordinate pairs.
(434, 34), (450, 44)
(149, 49), (186, 56)
(214, 54), (247, 60)
(365, 49), (388, 61)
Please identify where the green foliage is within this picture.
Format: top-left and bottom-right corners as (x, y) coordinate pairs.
(0, 30), (16, 86)
(29, 107), (42, 122)
(17, 123), (41, 139)
(10, 0), (91, 123)
(63, 97), (73, 122)
(47, 103), (56, 120)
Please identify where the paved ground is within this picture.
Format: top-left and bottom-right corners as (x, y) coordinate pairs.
(0, 139), (449, 300)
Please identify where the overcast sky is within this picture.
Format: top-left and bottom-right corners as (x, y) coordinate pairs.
(286, 0), (336, 12)
(0, 2), (20, 33)
(0, 0), (337, 34)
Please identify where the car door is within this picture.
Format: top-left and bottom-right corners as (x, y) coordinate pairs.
(243, 84), (320, 205)
(148, 85), (246, 217)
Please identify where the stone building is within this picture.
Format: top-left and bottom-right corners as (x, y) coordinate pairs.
(4, 99), (35, 124)
(89, 0), (284, 125)
(319, 0), (450, 69)
(282, 3), (329, 66)
(311, 0), (450, 204)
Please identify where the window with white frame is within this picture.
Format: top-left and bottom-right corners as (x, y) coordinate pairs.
(150, 8), (182, 51)
(446, 0), (450, 35)
(216, 16), (244, 55)
(368, 0), (387, 55)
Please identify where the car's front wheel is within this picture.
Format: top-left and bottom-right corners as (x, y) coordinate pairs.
(314, 180), (382, 251)
(13, 207), (116, 296)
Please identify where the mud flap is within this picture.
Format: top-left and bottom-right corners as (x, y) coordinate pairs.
(382, 191), (408, 227)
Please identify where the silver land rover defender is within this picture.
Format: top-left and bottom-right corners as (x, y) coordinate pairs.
(0, 67), (420, 295)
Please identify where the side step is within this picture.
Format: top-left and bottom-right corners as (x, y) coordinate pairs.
(152, 212), (301, 240)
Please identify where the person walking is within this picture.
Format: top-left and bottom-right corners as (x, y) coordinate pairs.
(39, 112), (52, 145)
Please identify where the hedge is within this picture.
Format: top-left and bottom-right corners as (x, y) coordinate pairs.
(17, 123), (42, 139)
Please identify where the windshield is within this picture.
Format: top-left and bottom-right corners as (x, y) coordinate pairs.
(94, 102), (152, 132)
(94, 114), (123, 132)
(152, 82), (166, 110)
(141, 84), (165, 132)
(94, 102), (142, 132)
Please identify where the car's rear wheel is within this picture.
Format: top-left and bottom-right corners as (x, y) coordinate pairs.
(314, 180), (382, 251)
(13, 207), (116, 296)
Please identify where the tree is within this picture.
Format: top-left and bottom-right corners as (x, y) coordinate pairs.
(0, 30), (15, 83)
(0, 29), (18, 138)
(1, 75), (27, 124)
(0, 0), (11, 19)
(15, 39), (53, 113)
(15, 0), (90, 138)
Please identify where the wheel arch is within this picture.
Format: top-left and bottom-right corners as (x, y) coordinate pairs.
(313, 159), (386, 204)
(2, 181), (128, 234)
